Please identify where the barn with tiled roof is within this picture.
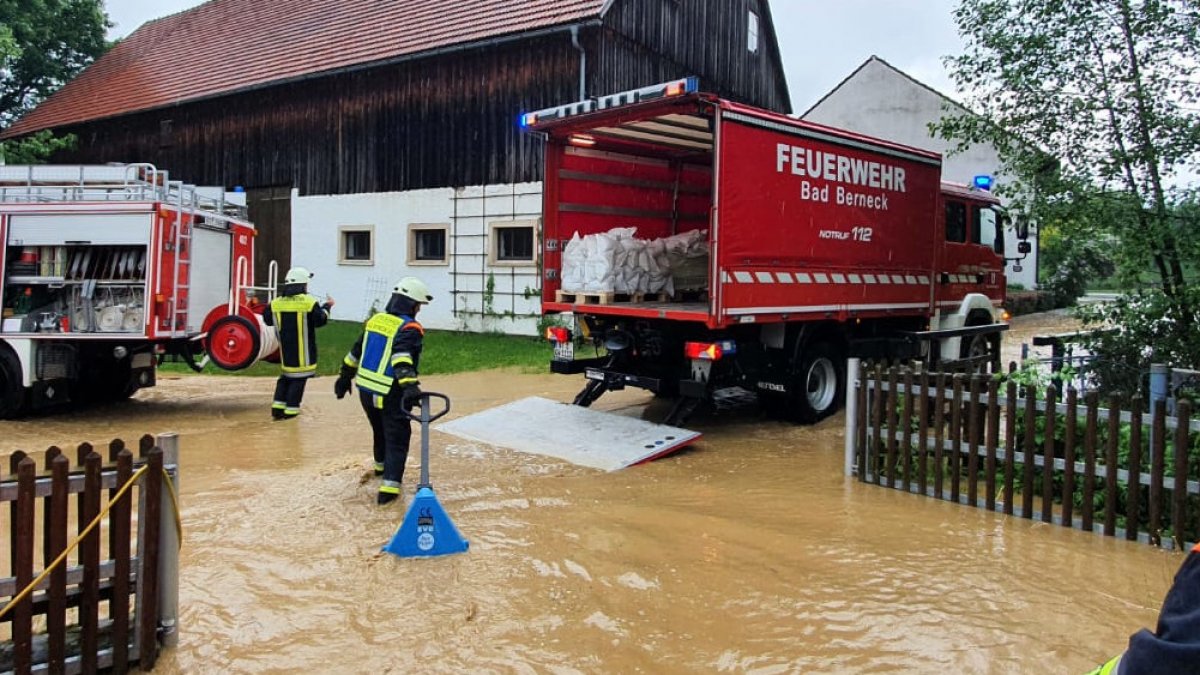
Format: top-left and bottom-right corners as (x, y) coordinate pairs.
(5, 0), (789, 333)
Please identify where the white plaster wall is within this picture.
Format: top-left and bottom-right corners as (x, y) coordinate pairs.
(290, 183), (544, 335)
(803, 59), (1039, 289)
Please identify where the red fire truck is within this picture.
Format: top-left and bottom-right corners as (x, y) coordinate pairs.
(0, 164), (278, 418)
(523, 78), (1027, 424)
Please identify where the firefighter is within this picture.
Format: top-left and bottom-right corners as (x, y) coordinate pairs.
(1088, 541), (1200, 674)
(334, 276), (433, 505)
(263, 266), (334, 420)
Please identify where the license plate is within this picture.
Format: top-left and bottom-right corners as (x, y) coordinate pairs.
(553, 341), (574, 360)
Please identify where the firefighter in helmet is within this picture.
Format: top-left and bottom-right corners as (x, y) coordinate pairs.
(335, 276), (432, 505)
(262, 266), (334, 419)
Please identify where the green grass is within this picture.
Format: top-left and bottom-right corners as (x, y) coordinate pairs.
(161, 320), (552, 377)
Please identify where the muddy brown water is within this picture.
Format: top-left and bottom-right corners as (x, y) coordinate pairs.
(0, 316), (1181, 673)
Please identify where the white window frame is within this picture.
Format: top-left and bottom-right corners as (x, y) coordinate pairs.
(408, 223), (450, 266)
(338, 225), (375, 266)
(748, 11), (760, 53)
(487, 219), (539, 267)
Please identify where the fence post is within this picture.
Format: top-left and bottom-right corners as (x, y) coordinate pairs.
(845, 358), (861, 477)
(1150, 364), (1169, 445)
(156, 432), (181, 649)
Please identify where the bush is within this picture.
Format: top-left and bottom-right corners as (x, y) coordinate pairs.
(1006, 290), (1065, 316)
(1007, 290), (1041, 316)
(1075, 287), (1200, 396)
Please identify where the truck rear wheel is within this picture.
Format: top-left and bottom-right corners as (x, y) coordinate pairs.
(0, 348), (28, 419)
(790, 341), (844, 424)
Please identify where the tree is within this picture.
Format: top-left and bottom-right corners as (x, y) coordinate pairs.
(936, 0), (1200, 391)
(0, 0), (109, 162)
(938, 0), (1199, 292)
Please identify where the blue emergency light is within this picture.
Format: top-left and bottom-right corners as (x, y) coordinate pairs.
(973, 175), (994, 191)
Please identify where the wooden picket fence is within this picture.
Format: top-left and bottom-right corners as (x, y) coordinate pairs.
(848, 362), (1200, 550)
(0, 435), (180, 674)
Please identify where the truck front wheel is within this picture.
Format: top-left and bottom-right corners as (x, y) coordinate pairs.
(0, 348), (28, 419)
(791, 341), (844, 424)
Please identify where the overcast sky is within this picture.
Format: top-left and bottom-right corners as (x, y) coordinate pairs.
(103, 0), (966, 113)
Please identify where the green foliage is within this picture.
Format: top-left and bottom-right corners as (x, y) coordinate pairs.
(937, 0), (1200, 310)
(0, 0), (108, 161)
(1074, 286), (1200, 394)
(995, 359), (1078, 391)
(482, 272), (496, 316)
(1, 129), (76, 162)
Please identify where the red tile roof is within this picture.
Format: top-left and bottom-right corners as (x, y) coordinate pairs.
(3, 0), (607, 138)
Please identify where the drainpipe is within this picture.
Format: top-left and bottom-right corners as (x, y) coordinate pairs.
(570, 25), (587, 101)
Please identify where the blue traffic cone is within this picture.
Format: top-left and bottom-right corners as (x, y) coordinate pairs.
(383, 486), (469, 557)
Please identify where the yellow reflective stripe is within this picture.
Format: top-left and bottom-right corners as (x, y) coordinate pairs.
(358, 368), (392, 384)
(396, 377), (418, 385)
(1085, 655), (1121, 675)
(379, 484), (400, 495)
(294, 311), (308, 367)
(391, 354), (413, 367)
(343, 354), (359, 367)
(271, 294), (318, 312)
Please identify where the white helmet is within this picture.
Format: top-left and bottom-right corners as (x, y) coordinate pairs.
(284, 267), (314, 284)
(393, 277), (433, 303)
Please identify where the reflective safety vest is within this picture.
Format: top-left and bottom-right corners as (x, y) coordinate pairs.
(270, 293), (322, 376)
(353, 313), (413, 395)
(1085, 655), (1120, 675)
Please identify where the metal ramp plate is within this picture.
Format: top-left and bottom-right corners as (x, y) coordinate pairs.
(435, 396), (701, 471)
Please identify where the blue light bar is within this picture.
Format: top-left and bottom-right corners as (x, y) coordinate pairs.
(973, 175), (994, 191)
(517, 77), (700, 130)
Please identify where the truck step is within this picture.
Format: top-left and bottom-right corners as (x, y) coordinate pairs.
(555, 290), (670, 305)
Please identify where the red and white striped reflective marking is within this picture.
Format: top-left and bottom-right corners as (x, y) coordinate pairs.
(722, 270), (932, 286)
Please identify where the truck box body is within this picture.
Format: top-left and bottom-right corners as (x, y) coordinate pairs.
(525, 80), (1011, 424)
(0, 164), (262, 416)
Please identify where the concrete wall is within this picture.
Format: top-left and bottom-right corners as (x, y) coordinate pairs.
(290, 182), (544, 335)
(802, 58), (1038, 289)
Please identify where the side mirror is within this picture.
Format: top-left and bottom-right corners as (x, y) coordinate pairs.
(1014, 218), (1030, 240)
(1017, 241), (1032, 254)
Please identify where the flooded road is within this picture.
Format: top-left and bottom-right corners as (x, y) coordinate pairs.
(1, 358), (1181, 673)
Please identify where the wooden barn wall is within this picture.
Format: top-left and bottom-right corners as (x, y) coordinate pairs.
(594, 0), (789, 113)
(56, 38), (582, 195)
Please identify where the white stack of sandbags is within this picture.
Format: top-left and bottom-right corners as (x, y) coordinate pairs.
(561, 227), (709, 295)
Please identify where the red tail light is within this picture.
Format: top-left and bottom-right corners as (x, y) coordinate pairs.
(545, 326), (571, 343)
(684, 342), (723, 361)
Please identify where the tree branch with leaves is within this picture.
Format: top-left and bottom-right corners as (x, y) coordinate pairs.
(0, 0), (109, 163)
(935, 0), (1200, 391)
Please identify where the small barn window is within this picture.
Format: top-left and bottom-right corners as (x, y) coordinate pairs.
(748, 11), (760, 53)
(339, 225), (374, 265)
(159, 119), (174, 148)
(489, 219), (538, 265)
(408, 224), (448, 265)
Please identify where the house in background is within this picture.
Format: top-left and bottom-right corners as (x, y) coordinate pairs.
(2, 0), (789, 333)
(801, 56), (1039, 289)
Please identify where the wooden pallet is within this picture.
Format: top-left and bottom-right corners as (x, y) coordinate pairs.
(555, 290), (670, 305)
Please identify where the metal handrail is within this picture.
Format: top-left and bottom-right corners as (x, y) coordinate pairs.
(0, 163), (249, 221)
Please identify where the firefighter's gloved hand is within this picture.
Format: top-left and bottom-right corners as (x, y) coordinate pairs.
(334, 375), (352, 400)
(400, 383), (422, 410)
